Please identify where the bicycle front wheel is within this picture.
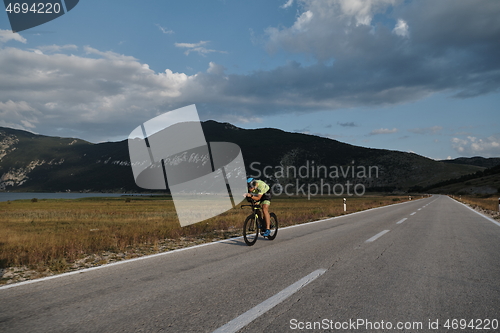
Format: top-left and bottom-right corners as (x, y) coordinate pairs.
(243, 214), (259, 246)
(267, 212), (278, 240)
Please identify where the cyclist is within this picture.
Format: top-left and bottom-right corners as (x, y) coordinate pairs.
(245, 178), (272, 237)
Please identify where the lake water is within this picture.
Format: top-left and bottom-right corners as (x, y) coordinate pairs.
(0, 192), (155, 202)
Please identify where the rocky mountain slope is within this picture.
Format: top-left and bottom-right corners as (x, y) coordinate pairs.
(0, 123), (484, 193)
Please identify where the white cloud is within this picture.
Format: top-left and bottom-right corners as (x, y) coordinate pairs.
(292, 11), (314, 32)
(83, 46), (138, 61)
(408, 126), (442, 134)
(1, 45), (363, 141)
(281, 0), (294, 9)
(0, 29), (26, 44)
(30, 44), (78, 55)
(4, 41), (494, 144)
(156, 24), (174, 34)
(207, 62), (226, 76)
(369, 128), (399, 135)
(335, 0), (401, 26)
(0, 47), (192, 141)
(451, 135), (500, 157)
(265, 0), (500, 100)
(0, 100), (41, 130)
(265, 0), (405, 59)
(393, 19), (409, 37)
(40, 44), (78, 53)
(451, 137), (468, 153)
(175, 41), (227, 56)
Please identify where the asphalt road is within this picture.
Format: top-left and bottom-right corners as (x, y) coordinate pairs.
(1, 195), (499, 332)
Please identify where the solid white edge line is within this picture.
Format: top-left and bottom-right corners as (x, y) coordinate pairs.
(0, 238), (237, 291)
(396, 218), (407, 224)
(449, 197), (500, 228)
(279, 196), (422, 231)
(212, 269), (327, 333)
(1, 197), (431, 290)
(365, 230), (390, 243)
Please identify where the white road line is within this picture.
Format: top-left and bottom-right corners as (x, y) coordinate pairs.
(396, 218), (407, 224)
(410, 212), (416, 216)
(365, 230), (390, 243)
(418, 208), (422, 211)
(451, 198), (500, 228)
(212, 269), (327, 333)
(0, 239), (238, 291)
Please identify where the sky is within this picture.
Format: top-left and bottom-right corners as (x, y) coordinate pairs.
(0, 0), (499, 160)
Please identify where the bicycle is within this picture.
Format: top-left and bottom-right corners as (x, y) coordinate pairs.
(241, 198), (278, 246)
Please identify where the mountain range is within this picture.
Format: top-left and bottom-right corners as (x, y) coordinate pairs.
(0, 122), (497, 194)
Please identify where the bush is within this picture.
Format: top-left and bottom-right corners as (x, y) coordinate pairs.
(48, 258), (69, 273)
(31, 198), (38, 203)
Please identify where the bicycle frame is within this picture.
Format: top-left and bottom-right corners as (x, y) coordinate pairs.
(241, 198), (278, 246)
(241, 200), (263, 224)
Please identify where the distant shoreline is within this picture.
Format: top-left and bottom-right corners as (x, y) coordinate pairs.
(0, 192), (162, 202)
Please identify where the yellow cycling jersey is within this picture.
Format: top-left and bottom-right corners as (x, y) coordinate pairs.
(249, 180), (271, 205)
(250, 180), (270, 195)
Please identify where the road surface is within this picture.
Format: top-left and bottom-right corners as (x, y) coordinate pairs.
(1, 195), (499, 332)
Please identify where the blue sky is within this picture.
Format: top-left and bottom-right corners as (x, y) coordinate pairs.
(0, 0), (499, 160)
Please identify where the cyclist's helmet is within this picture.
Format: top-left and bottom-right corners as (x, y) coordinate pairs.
(247, 178), (256, 188)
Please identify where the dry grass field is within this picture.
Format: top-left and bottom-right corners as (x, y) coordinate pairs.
(452, 195), (500, 214)
(1, 194), (413, 283)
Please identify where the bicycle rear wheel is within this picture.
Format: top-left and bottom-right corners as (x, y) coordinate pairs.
(267, 212), (278, 240)
(243, 214), (259, 246)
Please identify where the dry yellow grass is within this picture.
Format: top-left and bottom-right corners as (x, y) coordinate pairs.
(0, 194), (412, 278)
(453, 195), (500, 212)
